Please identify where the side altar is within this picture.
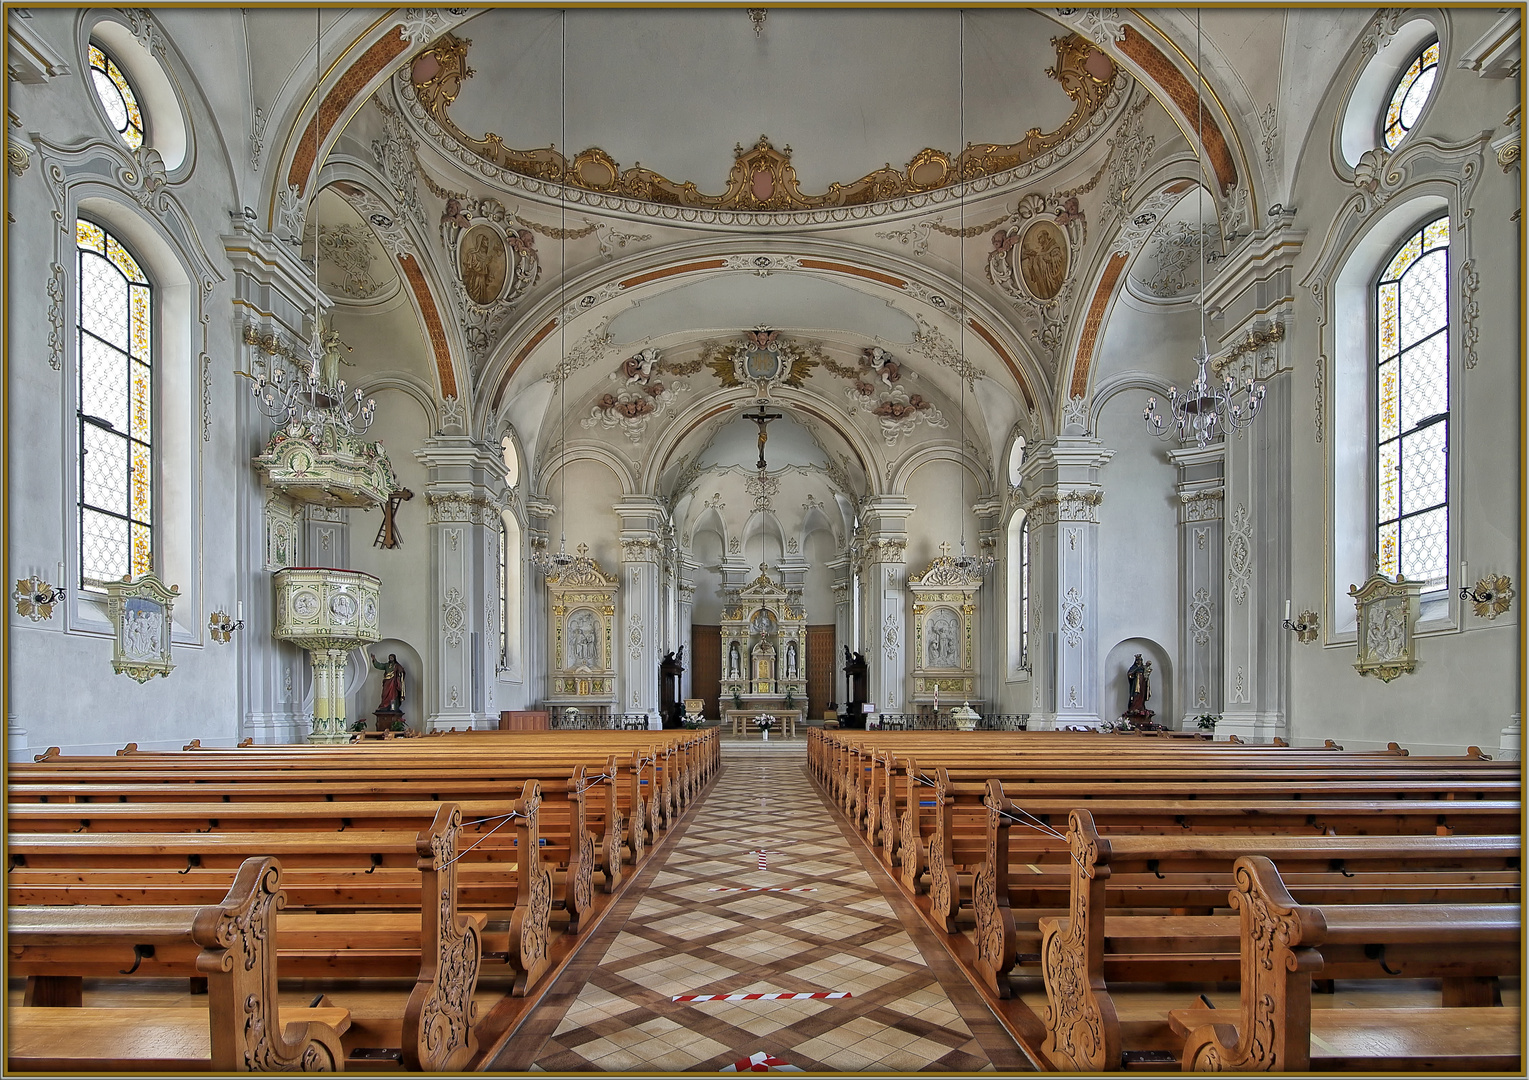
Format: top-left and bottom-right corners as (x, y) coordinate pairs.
(720, 566), (807, 711)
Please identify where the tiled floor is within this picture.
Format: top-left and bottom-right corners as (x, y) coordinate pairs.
(504, 746), (1033, 1072)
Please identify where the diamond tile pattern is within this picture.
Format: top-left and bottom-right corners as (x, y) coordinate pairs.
(525, 749), (1018, 1072)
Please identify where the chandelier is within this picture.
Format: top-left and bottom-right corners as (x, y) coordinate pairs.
(1142, 10), (1266, 450)
(243, 12), (375, 442)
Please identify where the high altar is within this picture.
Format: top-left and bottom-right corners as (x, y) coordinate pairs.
(720, 566), (806, 724)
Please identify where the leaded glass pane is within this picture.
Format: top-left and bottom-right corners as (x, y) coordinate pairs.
(80, 254), (128, 349)
(130, 360), (151, 440)
(1400, 422), (1447, 516)
(1377, 358), (1399, 441)
(130, 285), (151, 360)
(1399, 250), (1447, 348)
(82, 424), (128, 516)
(81, 336), (127, 431)
(130, 441), (153, 522)
(1400, 506), (1448, 586)
(1377, 520), (1399, 578)
(1398, 333), (1447, 432)
(76, 219), (105, 254)
(1375, 214), (1449, 590)
(1377, 439), (1400, 521)
(1383, 41), (1438, 150)
(89, 44), (143, 151)
(1378, 282), (1399, 361)
(77, 219), (152, 587)
(82, 509), (128, 585)
(108, 234), (148, 285)
(1382, 233), (1422, 281)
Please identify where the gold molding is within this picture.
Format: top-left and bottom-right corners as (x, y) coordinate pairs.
(408, 33), (1117, 212)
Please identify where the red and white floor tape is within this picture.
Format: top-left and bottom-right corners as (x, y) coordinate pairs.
(673, 991), (851, 1003)
(721, 1051), (803, 1072)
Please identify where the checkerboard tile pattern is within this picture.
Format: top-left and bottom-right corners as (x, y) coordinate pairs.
(520, 749), (1032, 1072)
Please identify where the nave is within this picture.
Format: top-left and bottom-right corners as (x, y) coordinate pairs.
(500, 745), (1030, 1073)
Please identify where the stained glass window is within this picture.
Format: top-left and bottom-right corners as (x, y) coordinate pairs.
(88, 44), (144, 151)
(1375, 215), (1448, 589)
(78, 218), (152, 587)
(1018, 517), (1030, 670)
(1383, 40), (1439, 150)
(498, 516), (508, 665)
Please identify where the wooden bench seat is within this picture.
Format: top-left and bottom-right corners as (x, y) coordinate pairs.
(8, 1005), (353, 1073)
(6, 856), (348, 1072)
(8, 801), (514, 1069)
(1168, 855), (1522, 1072)
(1034, 810), (1521, 1070)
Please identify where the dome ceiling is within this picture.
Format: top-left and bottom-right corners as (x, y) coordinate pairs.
(400, 7), (1123, 213)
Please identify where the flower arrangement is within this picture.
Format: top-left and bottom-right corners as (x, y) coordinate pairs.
(754, 714), (777, 733)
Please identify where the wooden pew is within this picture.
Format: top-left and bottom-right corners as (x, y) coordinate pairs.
(7, 856), (349, 1072)
(1170, 855), (1522, 1072)
(1036, 809), (1520, 1071)
(7, 800), (526, 1069)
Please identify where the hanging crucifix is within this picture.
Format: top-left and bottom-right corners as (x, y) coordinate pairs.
(741, 404), (783, 470)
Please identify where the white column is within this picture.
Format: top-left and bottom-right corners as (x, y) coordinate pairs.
(416, 438), (505, 731)
(1170, 444), (1225, 730)
(616, 496), (666, 721)
(1021, 438), (1113, 729)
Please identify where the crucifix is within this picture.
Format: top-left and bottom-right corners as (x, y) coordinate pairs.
(741, 404), (783, 470)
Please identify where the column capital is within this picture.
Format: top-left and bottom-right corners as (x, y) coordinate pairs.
(413, 435), (503, 477)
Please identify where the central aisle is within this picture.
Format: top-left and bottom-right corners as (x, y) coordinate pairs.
(498, 747), (1032, 1072)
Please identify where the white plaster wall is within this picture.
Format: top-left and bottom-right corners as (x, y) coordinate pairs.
(1279, 5), (1520, 753)
(902, 459), (982, 571)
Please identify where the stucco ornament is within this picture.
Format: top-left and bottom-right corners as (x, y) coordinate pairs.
(1349, 573), (1421, 682)
(104, 572), (180, 682)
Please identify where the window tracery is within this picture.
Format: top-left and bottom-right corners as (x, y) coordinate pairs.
(1375, 215), (1449, 589)
(1382, 40), (1438, 151)
(77, 218), (153, 587)
(88, 43), (144, 150)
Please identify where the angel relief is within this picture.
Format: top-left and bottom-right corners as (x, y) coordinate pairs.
(822, 346), (948, 446)
(584, 346), (691, 442)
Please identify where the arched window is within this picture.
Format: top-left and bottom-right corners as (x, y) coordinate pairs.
(498, 514), (508, 664)
(88, 43), (144, 151)
(1007, 511), (1029, 674)
(77, 218), (153, 588)
(1382, 40), (1439, 150)
(1375, 215), (1449, 588)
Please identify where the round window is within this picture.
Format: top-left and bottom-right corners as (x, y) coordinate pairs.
(88, 43), (144, 151)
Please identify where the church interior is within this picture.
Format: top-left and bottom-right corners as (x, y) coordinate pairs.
(4, 4), (1524, 1074)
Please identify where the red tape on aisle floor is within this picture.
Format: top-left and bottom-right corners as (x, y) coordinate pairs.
(721, 1050), (803, 1071)
(673, 991), (851, 1002)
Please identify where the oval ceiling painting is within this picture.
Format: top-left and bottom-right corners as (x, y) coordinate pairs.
(459, 224), (508, 305)
(1018, 219), (1069, 301)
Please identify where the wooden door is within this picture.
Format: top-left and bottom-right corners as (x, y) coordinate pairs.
(806, 624), (836, 722)
(690, 625), (721, 725)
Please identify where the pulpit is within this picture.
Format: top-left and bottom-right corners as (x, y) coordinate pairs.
(272, 567), (381, 743)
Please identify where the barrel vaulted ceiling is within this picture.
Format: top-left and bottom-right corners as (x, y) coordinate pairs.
(256, 5), (1312, 508)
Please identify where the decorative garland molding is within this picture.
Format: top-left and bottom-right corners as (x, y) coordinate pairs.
(398, 33), (1130, 226)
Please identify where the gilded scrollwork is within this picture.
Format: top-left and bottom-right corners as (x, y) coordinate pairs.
(405, 33), (1118, 213)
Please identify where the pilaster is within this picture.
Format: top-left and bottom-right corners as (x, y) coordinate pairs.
(1020, 437), (1114, 729)
(415, 437), (506, 731)
(859, 496), (914, 712)
(615, 496), (666, 720)
(1169, 443), (1225, 730)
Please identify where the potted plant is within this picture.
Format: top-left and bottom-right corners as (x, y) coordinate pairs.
(1194, 714), (1220, 734)
(755, 714), (777, 741)
(731, 688), (744, 709)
